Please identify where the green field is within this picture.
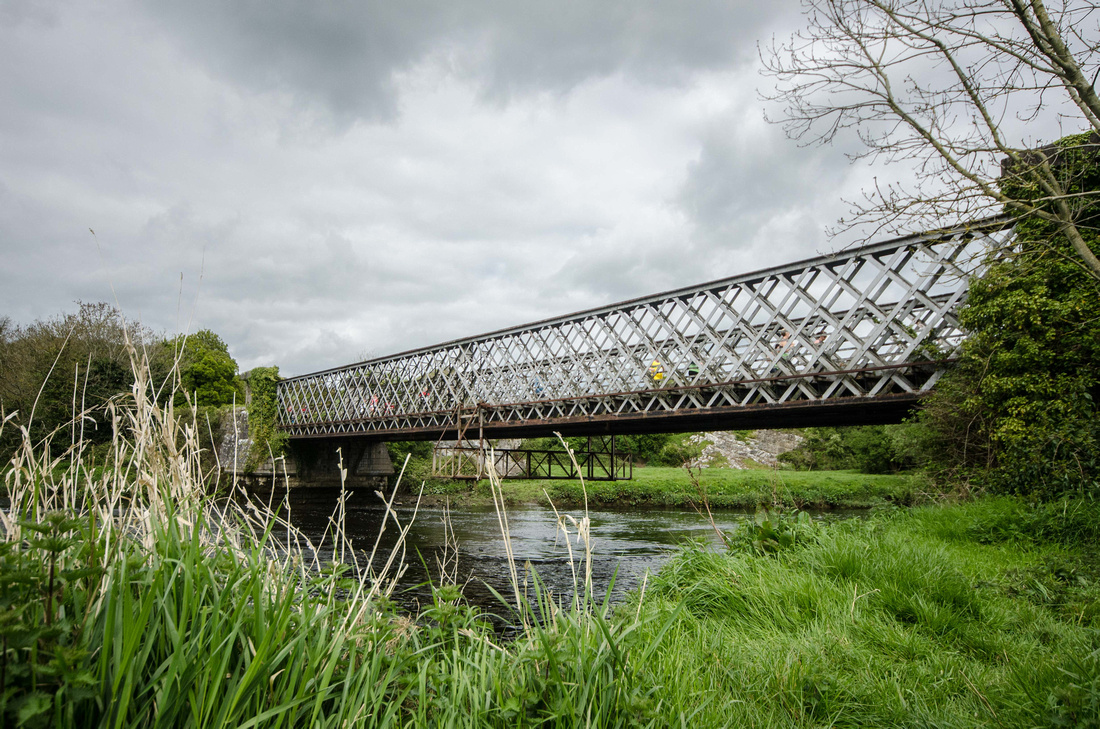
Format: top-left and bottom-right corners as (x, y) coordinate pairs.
(419, 466), (924, 510)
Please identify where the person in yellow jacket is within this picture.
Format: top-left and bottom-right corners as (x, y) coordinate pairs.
(648, 359), (665, 383)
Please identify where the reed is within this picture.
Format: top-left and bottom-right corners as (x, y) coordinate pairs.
(0, 339), (426, 726)
(1, 336), (671, 728)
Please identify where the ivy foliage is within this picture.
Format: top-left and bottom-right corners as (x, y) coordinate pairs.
(244, 366), (287, 469)
(923, 133), (1100, 498)
(168, 330), (242, 408)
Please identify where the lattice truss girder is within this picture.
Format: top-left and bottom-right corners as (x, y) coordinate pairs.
(278, 225), (1013, 436)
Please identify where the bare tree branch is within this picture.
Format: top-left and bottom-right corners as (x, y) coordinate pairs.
(762, 0), (1100, 281)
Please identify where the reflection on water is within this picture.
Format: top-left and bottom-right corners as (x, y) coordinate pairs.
(257, 487), (859, 616)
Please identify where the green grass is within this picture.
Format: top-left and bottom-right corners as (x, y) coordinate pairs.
(422, 466), (923, 509)
(625, 498), (1100, 727)
(3, 495), (688, 727)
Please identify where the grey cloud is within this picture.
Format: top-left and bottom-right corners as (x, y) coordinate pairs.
(0, 180), (111, 320)
(0, 0), (58, 28)
(3, 0), (876, 380)
(144, 0), (785, 122)
(675, 109), (868, 265)
(465, 0), (775, 97)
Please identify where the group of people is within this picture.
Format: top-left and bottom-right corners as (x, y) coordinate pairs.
(773, 328), (836, 374)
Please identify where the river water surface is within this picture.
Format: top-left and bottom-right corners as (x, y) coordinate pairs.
(272, 488), (859, 616)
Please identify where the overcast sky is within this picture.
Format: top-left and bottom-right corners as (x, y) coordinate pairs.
(2, 0), (893, 376)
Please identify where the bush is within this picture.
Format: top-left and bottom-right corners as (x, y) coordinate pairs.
(779, 426), (914, 473)
(386, 440), (435, 488)
(646, 433), (705, 467)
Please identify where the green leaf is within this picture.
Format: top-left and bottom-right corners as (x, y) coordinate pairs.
(15, 691), (51, 726)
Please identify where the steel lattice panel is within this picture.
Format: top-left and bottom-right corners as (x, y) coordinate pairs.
(277, 222), (1014, 438)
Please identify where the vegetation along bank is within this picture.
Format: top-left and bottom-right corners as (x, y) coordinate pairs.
(4, 380), (1097, 727)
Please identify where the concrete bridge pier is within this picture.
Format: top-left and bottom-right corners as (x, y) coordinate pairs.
(288, 437), (395, 489)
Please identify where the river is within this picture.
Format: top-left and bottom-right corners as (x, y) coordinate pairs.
(267, 487), (860, 617)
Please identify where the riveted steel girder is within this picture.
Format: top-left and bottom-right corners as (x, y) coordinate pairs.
(277, 221), (1014, 439)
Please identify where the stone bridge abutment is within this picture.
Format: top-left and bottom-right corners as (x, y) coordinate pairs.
(218, 407), (394, 489)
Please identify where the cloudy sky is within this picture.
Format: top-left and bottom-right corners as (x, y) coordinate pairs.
(1, 0), (889, 376)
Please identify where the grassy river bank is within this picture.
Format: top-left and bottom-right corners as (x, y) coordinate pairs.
(417, 466), (923, 510)
(4, 378), (1097, 726)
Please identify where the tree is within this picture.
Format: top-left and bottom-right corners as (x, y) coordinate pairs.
(167, 330), (242, 408)
(762, 0), (1100, 280)
(0, 303), (166, 456)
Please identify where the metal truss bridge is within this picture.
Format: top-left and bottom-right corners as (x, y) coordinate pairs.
(277, 221), (1013, 441)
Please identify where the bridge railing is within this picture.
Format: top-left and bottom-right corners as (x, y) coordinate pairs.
(278, 221), (1014, 438)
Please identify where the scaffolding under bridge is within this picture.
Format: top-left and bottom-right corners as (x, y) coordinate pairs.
(431, 437), (633, 481)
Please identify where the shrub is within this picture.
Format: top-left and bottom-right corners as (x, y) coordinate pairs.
(779, 426), (913, 473)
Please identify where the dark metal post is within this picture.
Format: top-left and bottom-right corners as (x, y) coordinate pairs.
(610, 435), (617, 481)
(586, 436), (593, 481)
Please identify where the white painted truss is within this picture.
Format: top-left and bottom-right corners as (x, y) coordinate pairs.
(277, 221), (1014, 438)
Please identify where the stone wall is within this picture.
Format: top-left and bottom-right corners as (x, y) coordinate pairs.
(216, 406), (296, 487)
